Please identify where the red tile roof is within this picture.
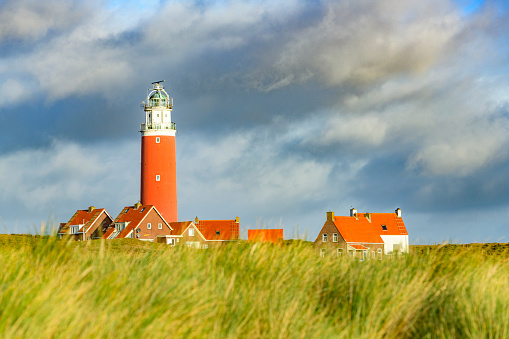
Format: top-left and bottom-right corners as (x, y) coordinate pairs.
(248, 229), (284, 243)
(332, 212), (407, 244)
(195, 219), (239, 241)
(169, 221), (193, 235)
(59, 208), (108, 234)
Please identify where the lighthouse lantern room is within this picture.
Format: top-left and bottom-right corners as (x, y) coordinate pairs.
(140, 81), (178, 222)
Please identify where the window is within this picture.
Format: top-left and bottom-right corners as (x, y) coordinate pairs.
(158, 223), (162, 229)
(372, 251), (375, 259)
(381, 224), (387, 231)
(147, 223), (152, 229)
(156, 137), (160, 143)
(333, 233), (338, 242)
(215, 230), (220, 236)
(167, 238), (175, 246)
(124, 208), (129, 213)
(337, 248), (343, 257)
(320, 248), (326, 257)
(189, 228), (194, 236)
(70, 226), (79, 234)
(156, 175), (160, 181)
(115, 223), (125, 232)
(140, 208), (145, 212)
(322, 233), (328, 242)
(377, 248), (383, 260)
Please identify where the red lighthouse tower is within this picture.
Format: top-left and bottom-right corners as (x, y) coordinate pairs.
(140, 81), (177, 222)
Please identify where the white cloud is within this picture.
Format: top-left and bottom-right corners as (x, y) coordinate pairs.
(0, 0), (92, 41)
(0, 139), (139, 231)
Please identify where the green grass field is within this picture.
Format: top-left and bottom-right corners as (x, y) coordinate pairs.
(0, 235), (508, 338)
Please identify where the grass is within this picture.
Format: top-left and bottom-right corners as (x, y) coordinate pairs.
(0, 235), (508, 338)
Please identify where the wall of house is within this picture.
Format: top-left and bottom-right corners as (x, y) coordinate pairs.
(87, 213), (111, 239)
(314, 221), (346, 249)
(178, 224), (208, 248)
(380, 235), (409, 254)
(136, 210), (172, 241)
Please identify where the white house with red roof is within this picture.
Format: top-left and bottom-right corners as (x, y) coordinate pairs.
(102, 203), (172, 241)
(314, 208), (409, 259)
(58, 206), (113, 240)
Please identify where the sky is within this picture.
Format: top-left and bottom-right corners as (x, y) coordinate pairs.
(0, 0), (508, 243)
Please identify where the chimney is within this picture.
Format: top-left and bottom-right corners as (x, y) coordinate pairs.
(395, 208), (402, 218)
(350, 208), (357, 217)
(364, 213), (371, 223)
(195, 216), (199, 224)
(235, 216), (239, 223)
(88, 206), (95, 213)
(134, 202), (142, 210)
(326, 211), (334, 221)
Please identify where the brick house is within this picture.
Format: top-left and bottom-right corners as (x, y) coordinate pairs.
(314, 208), (408, 259)
(156, 217), (240, 248)
(102, 203), (172, 241)
(58, 206), (113, 240)
(248, 229), (284, 243)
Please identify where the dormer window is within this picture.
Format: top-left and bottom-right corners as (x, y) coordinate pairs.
(381, 225), (387, 231)
(115, 223), (126, 232)
(216, 230), (220, 236)
(70, 226), (79, 234)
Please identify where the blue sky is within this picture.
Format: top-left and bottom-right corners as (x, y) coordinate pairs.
(0, 0), (508, 243)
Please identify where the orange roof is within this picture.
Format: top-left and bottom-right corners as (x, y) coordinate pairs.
(169, 221), (193, 235)
(195, 219), (239, 241)
(332, 212), (407, 244)
(59, 208), (108, 234)
(248, 229), (284, 243)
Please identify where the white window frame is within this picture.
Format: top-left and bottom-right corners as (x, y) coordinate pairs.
(333, 233), (338, 242)
(337, 248), (343, 257)
(156, 137), (160, 143)
(147, 223), (151, 229)
(156, 175), (160, 181)
(322, 233), (328, 242)
(189, 228), (194, 236)
(167, 238), (175, 246)
(320, 248), (326, 257)
(158, 223), (162, 229)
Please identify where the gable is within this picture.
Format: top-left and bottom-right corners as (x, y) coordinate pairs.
(314, 220), (343, 243)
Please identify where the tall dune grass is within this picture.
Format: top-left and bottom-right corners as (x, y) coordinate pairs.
(0, 235), (508, 338)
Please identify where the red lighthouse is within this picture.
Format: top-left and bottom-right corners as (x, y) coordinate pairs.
(140, 81), (178, 222)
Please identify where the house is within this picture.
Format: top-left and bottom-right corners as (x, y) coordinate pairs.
(314, 208), (408, 259)
(102, 203), (172, 241)
(248, 229), (284, 243)
(156, 217), (240, 248)
(58, 206), (113, 240)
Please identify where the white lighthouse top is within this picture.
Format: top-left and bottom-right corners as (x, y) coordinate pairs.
(140, 81), (176, 135)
